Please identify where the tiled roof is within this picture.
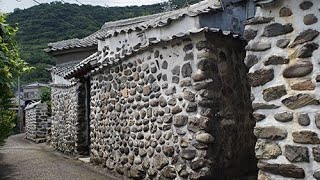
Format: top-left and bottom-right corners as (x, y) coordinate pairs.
(49, 65), (78, 77)
(64, 27), (241, 79)
(45, 0), (221, 53)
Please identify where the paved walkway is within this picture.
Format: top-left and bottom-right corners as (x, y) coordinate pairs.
(0, 134), (117, 180)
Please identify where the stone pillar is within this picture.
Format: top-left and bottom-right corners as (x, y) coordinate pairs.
(245, 0), (320, 179)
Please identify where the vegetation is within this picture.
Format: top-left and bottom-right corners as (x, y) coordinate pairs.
(0, 14), (31, 143)
(6, 0), (200, 84)
(40, 86), (51, 116)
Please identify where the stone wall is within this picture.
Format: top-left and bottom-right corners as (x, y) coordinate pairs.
(89, 32), (256, 179)
(25, 102), (48, 142)
(245, 0), (320, 179)
(51, 82), (89, 155)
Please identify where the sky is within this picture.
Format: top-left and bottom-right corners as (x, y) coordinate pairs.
(0, 0), (165, 13)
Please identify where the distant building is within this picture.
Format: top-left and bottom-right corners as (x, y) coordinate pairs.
(23, 82), (48, 105)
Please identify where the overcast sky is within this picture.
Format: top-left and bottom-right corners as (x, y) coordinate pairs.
(0, 0), (165, 13)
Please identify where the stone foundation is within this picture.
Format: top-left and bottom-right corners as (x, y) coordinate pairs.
(89, 32), (256, 179)
(245, 0), (320, 179)
(25, 102), (48, 142)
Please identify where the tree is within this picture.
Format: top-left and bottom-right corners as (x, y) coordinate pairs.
(0, 13), (32, 143)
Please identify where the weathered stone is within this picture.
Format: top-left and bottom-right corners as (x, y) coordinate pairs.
(282, 94), (319, 109)
(161, 166), (176, 179)
(171, 66), (180, 76)
(283, 61), (313, 78)
(252, 103), (280, 110)
(316, 113), (320, 129)
(255, 140), (282, 159)
(285, 145), (309, 162)
(195, 133), (214, 144)
(181, 149), (196, 160)
(245, 16), (274, 25)
(304, 14), (318, 25)
(262, 23), (293, 37)
(253, 113), (266, 122)
(298, 113), (310, 126)
(182, 63), (192, 78)
(314, 171), (320, 180)
(248, 68), (274, 87)
(165, 86), (176, 96)
(257, 162), (305, 178)
(262, 85), (287, 101)
(186, 103), (197, 112)
(291, 80), (315, 91)
(184, 52), (194, 61)
(257, 171), (271, 180)
(190, 159), (206, 170)
(183, 44), (193, 52)
(172, 76), (180, 84)
(246, 41), (271, 51)
(180, 79), (192, 87)
(153, 154), (169, 170)
(276, 39), (290, 48)
(244, 29), (258, 41)
(162, 61), (168, 69)
(129, 165), (145, 179)
(172, 106), (182, 114)
(299, 1), (313, 10)
(143, 85), (152, 96)
(188, 117), (208, 133)
(312, 147), (320, 162)
(254, 126), (287, 140)
(292, 131), (320, 144)
(244, 54), (258, 68)
(296, 42), (319, 58)
(279, 7), (292, 17)
(274, 112), (293, 122)
(316, 75), (320, 82)
(289, 29), (319, 48)
(264, 55), (289, 65)
(174, 115), (188, 127)
(184, 90), (195, 102)
(162, 146), (175, 157)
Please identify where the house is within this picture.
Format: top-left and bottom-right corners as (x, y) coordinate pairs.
(23, 82), (48, 106)
(46, 0), (263, 179)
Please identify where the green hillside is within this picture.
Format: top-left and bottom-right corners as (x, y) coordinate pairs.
(6, 0), (200, 84)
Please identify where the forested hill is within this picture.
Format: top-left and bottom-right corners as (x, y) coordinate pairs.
(6, 0), (200, 84)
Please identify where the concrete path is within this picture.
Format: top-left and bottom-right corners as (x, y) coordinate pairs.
(0, 134), (118, 180)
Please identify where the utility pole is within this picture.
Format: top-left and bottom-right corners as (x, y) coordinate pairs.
(18, 76), (22, 133)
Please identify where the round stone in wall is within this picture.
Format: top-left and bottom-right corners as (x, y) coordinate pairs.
(279, 7), (292, 17)
(304, 14), (318, 25)
(299, 1), (313, 10)
(283, 61), (313, 78)
(298, 113), (310, 126)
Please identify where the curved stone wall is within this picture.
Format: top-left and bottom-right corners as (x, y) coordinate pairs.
(245, 0), (320, 179)
(89, 32), (256, 179)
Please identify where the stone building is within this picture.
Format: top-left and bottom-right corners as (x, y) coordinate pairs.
(25, 101), (48, 143)
(245, 0), (320, 179)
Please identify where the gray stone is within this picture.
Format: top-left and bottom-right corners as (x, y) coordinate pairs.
(245, 16), (274, 25)
(174, 115), (188, 127)
(298, 113), (310, 126)
(276, 39), (290, 48)
(299, 1), (313, 10)
(246, 41), (271, 51)
(171, 66), (180, 76)
(181, 63), (192, 78)
(153, 154), (169, 170)
(162, 61), (168, 69)
(254, 126), (287, 140)
(165, 86), (176, 96)
(255, 140), (282, 159)
(196, 133), (214, 144)
(252, 103), (280, 110)
(262, 23), (293, 37)
(282, 94), (319, 110)
(181, 149), (196, 160)
(279, 7), (292, 17)
(257, 162), (305, 178)
(264, 55), (289, 65)
(184, 90), (195, 102)
(190, 159), (206, 170)
(274, 112), (293, 122)
(162, 146), (175, 157)
(289, 29), (319, 48)
(191, 73), (207, 82)
(283, 61), (313, 78)
(244, 29), (258, 41)
(184, 52), (194, 61)
(129, 165), (145, 179)
(312, 147), (320, 162)
(292, 131), (320, 144)
(262, 85), (287, 101)
(180, 79), (192, 87)
(296, 42), (319, 58)
(172, 76), (180, 84)
(188, 117), (208, 133)
(161, 166), (176, 179)
(248, 68), (274, 87)
(183, 44), (193, 52)
(172, 106), (182, 114)
(186, 103), (197, 112)
(315, 113), (320, 129)
(253, 113), (266, 122)
(304, 14), (318, 25)
(285, 145), (309, 162)
(314, 171), (320, 180)
(143, 85), (152, 96)
(244, 54), (259, 68)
